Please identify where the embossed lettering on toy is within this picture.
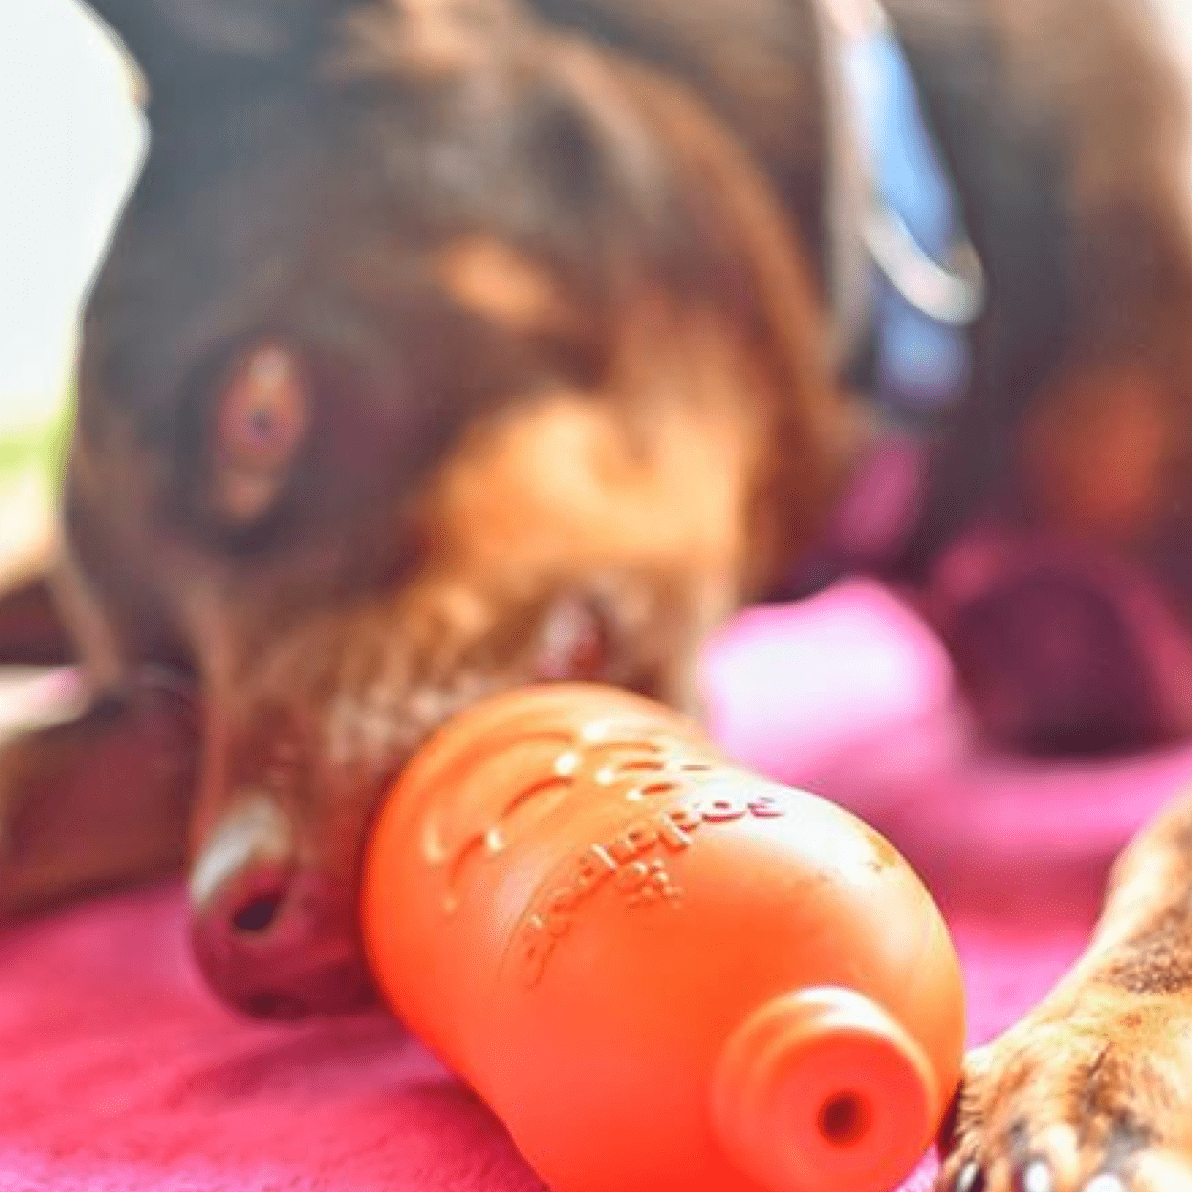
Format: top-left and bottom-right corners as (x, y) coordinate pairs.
(512, 771), (790, 987)
(419, 717), (699, 906)
(414, 714), (789, 980)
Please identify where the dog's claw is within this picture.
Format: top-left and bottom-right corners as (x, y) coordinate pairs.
(953, 1160), (986, 1192)
(936, 989), (1192, 1192)
(1014, 1159), (1054, 1192)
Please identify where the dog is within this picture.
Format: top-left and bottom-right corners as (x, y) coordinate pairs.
(5, 0), (1192, 1188)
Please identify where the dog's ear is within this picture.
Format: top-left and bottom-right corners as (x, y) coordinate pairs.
(83, 0), (361, 90)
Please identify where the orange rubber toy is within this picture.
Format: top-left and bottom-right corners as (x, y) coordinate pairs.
(362, 684), (965, 1192)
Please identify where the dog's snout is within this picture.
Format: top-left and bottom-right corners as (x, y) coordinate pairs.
(188, 797), (375, 1018)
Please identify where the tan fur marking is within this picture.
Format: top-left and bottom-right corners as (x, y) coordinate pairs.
(1026, 368), (1171, 540)
(330, 0), (525, 83)
(435, 238), (578, 336)
(424, 312), (763, 585)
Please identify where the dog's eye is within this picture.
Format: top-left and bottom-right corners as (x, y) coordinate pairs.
(219, 344), (308, 469)
(212, 343), (310, 522)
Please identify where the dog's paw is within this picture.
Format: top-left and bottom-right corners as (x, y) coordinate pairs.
(0, 673), (196, 915)
(938, 996), (1192, 1192)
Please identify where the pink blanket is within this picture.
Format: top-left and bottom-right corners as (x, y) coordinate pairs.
(3, 580), (1188, 1192)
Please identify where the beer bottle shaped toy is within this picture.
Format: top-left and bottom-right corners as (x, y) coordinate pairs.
(362, 684), (965, 1192)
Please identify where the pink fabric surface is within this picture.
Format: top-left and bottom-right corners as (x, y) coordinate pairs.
(4, 579), (1192, 1192)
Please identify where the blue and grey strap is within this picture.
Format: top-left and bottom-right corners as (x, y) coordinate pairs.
(788, 0), (985, 587)
(822, 0), (983, 422)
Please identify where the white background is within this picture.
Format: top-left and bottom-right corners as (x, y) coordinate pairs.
(0, 0), (143, 433)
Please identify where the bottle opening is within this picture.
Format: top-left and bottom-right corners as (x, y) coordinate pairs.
(817, 1091), (872, 1148)
(713, 987), (945, 1192)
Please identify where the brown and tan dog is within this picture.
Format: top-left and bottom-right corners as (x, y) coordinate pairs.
(5, 0), (1192, 1188)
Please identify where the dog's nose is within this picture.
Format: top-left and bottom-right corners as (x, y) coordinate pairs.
(188, 796), (376, 1018)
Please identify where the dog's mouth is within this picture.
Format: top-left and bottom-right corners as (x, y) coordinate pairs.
(182, 586), (668, 1019)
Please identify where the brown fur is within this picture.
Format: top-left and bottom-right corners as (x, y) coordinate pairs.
(8, 0), (1192, 1184)
(942, 795), (1192, 1190)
